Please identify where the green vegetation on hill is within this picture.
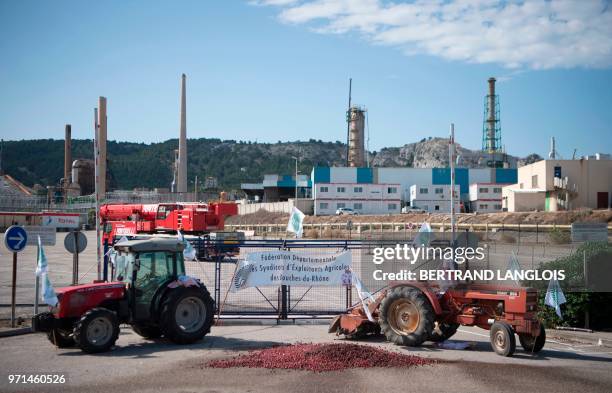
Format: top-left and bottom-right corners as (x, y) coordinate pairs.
(2, 138), (346, 190)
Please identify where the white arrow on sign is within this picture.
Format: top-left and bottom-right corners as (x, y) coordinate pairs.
(9, 232), (25, 249)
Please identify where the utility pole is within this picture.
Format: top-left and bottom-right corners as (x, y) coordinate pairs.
(449, 123), (456, 261)
(292, 156), (299, 201)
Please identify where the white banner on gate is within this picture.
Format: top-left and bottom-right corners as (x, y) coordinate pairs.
(231, 250), (352, 292)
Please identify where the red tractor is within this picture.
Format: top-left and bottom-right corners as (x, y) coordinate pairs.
(32, 239), (215, 353)
(329, 281), (545, 357)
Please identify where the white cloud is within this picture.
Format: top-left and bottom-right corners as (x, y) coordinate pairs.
(254, 0), (612, 69)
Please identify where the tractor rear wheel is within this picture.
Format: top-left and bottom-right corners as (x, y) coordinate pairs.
(519, 324), (546, 353)
(46, 328), (75, 348)
(159, 286), (214, 345)
(73, 308), (120, 354)
(132, 324), (162, 340)
(429, 322), (460, 343)
(380, 286), (434, 347)
(490, 321), (516, 357)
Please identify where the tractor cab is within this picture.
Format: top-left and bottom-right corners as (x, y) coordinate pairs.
(113, 239), (186, 321)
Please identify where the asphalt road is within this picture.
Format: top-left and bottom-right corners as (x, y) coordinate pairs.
(1, 324), (610, 393)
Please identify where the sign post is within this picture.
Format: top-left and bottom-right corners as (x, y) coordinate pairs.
(64, 231), (87, 285)
(4, 225), (28, 328)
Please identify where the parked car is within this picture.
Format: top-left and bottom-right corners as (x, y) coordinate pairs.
(336, 207), (358, 215)
(401, 206), (426, 213)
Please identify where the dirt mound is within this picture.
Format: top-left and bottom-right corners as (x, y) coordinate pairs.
(206, 343), (435, 372)
(228, 209), (612, 226)
(225, 209), (288, 225)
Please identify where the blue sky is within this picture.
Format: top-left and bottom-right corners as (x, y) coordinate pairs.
(0, 0), (611, 158)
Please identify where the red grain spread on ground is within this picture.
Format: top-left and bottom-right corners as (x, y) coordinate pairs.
(207, 343), (435, 372)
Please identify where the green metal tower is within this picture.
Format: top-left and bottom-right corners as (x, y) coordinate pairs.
(482, 77), (504, 168)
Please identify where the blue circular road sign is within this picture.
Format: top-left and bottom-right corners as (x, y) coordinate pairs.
(4, 225), (28, 253)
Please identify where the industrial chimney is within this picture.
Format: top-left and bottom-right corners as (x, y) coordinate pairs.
(481, 77), (505, 168)
(177, 74), (188, 193)
(97, 97), (107, 195)
(549, 137), (557, 159)
(486, 77), (497, 152)
(64, 124), (72, 189)
(347, 106), (366, 167)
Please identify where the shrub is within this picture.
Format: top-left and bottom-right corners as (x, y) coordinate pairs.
(525, 242), (612, 329)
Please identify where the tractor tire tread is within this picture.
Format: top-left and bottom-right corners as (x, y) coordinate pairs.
(159, 286), (214, 345)
(73, 307), (119, 354)
(380, 286), (435, 347)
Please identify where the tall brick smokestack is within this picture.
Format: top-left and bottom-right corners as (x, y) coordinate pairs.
(64, 124), (72, 188)
(177, 73), (188, 193)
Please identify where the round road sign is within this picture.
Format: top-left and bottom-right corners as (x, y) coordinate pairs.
(4, 225), (28, 253)
(64, 231), (87, 254)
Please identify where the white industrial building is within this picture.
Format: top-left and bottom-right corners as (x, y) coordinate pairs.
(313, 182), (401, 215)
(502, 157), (612, 212)
(469, 183), (504, 213)
(310, 166), (518, 215)
(409, 184), (460, 213)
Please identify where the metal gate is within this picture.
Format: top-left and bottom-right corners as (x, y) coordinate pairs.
(184, 239), (401, 319)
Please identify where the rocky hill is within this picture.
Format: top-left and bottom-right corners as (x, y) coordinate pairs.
(370, 137), (521, 168)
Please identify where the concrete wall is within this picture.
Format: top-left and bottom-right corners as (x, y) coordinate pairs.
(502, 188), (546, 212)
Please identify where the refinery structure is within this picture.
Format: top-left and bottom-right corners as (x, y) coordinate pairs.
(241, 77), (611, 215)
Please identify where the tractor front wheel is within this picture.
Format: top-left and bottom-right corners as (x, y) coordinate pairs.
(490, 321), (516, 357)
(159, 286), (214, 345)
(73, 308), (120, 354)
(519, 324), (546, 353)
(380, 286), (434, 347)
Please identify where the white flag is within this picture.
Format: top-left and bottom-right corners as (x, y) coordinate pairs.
(178, 230), (197, 261)
(506, 251), (522, 286)
(36, 236), (58, 307)
(545, 278), (566, 318)
(413, 222), (433, 247)
(35, 236), (48, 277)
(286, 206), (305, 238)
(352, 271), (375, 322)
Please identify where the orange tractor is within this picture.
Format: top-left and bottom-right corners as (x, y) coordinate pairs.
(329, 281), (545, 357)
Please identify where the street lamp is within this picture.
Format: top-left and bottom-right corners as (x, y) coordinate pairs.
(291, 156), (299, 201)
